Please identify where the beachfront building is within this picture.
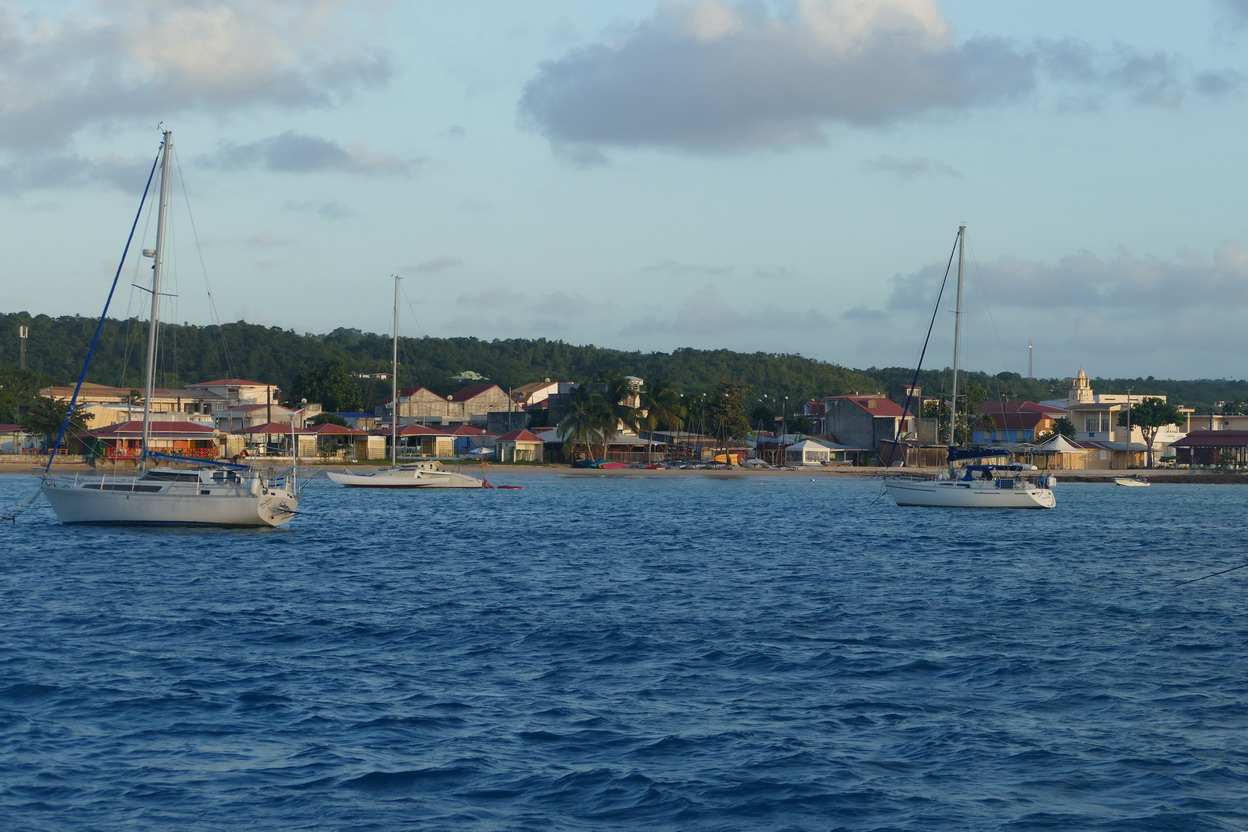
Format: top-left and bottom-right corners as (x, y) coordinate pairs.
(1042, 370), (1189, 468)
(784, 439), (833, 466)
(386, 386), (455, 424)
(84, 420), (223, 461)
(448, 384), (512, 424)
(385, 383), (514, 426)
(495, 429), (544, 463)
(510, 380), (570, 408)
(1169, 430), (1248, 468)
(39, 379), (313, 430)
(816, 394), (914, 452)
(971, 402), (1061, 444)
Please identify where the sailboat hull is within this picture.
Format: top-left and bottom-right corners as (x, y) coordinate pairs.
(326, 467), (483, 488)
(41, 476), (298, 526)
(883, 478), (1055, 509)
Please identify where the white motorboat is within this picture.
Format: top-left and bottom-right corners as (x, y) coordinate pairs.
(40, 131), (300, 526)
(326, 276), (483, 490)
(882, 226), (1055, 510)
(1113, 476), (1150, 487)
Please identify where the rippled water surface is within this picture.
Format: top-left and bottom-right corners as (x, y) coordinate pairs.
(2, 472), (1246, 831)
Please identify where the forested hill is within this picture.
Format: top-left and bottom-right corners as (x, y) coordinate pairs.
(0, 312), (883, 401)
(2, 312), (1247, 412)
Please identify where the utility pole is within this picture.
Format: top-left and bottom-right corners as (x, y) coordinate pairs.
(1125, 386), (1133, 468)
(1027, 340), (1033, 379)
(18, 325), (28, 370)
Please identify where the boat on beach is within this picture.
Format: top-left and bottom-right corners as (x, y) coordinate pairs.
(40, 130), (301, 527)
(882, 226), (1056, 510)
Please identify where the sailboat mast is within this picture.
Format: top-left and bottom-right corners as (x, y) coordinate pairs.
(391, 275), (401, 466)
(140, 131), (173, 467)
(948, 224), (965, 449)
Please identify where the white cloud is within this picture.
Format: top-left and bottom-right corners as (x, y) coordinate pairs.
(414, 257), (464, 276)
(209, 131), (410, 176)
(0, 0), (392, 152)
(519, 0), (1238, 158)
(884, 242), (1248, 313)
(863, 155), (962, 179)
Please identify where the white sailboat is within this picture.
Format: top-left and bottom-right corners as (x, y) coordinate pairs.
(326, 277), (483, 489)
(883, 226), (1056, 510)
(40, 131), (300, 526)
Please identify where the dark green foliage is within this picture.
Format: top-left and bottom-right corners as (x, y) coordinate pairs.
(0, 366), (57, 423)
(287, 359), (363, 412)
(20, 396), (93, 444)
(1118, 397), (1185, 467)
(707, 381), (752, 444)
(4, 312), (1248, 420)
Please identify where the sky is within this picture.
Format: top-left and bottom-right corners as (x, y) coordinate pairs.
(4, 0), (1248, 383)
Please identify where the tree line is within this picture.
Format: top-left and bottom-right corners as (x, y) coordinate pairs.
(4, 312), (1248, 421)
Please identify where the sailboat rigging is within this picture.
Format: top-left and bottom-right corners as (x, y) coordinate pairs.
(882, 225), (1057, 509)
(40, 130), (301, 526)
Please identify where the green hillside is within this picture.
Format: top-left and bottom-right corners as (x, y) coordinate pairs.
(2, 312), (1246, 415)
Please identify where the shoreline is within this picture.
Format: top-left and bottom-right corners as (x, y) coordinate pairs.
(6, 460), (1248, 484)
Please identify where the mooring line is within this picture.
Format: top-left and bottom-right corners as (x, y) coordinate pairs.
(1175, 562), (1248, 586)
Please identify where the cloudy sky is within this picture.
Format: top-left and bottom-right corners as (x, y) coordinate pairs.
(4, 0), (1248, 381)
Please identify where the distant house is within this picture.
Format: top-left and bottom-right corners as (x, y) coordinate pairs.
(385, 386), (452, 424)
(511, 380), (569, 408)
(86, 420), (221, 460)
(441, 423), (491, 455)
(449, 384), (512, 424)
(0, 424), (38, 454)
(818, 394), (914, 452)
(335, 412), (380, 431)
(785, 439), (832, 467)
(388, 424), (456, 458)
(971, 405), (1058, 444)
(185, 379), (280, 407)
(495, 429), (544, 463)
(41, 378), (299, 425)
(214, 402), (300, 432)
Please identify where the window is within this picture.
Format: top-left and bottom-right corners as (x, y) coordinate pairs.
(1085, 413), (1110, 432)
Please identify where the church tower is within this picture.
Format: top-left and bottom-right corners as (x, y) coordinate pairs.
(1069, 369), (1094, 405)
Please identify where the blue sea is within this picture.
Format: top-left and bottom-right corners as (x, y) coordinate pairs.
(1, 471), (1245, 831)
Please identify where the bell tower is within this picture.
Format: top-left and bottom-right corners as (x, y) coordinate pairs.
(1069, 369), (1093, 405)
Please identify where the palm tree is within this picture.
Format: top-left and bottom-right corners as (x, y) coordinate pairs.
(600, 376), (641, 459)
(638, 379), (684, 463)
(553, 383), (601, 461)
